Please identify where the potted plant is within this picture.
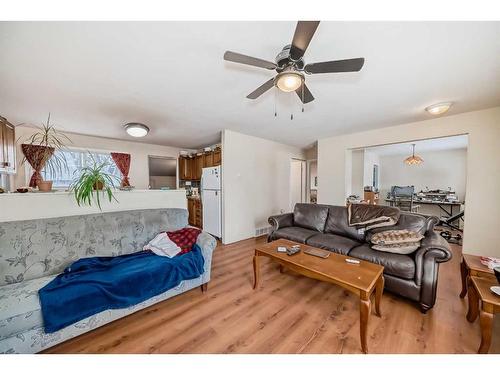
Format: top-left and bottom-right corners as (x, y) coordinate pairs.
(71, 154), (120, 209)
(20, 113), (71, 191)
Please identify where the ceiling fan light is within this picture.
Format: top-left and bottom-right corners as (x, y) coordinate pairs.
(124, 123), (149, 137)
(275, 71), (304, 92)
(425, 102), (452, 116)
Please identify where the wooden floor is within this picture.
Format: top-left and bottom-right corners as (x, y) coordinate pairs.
(44, 235), (500, 354)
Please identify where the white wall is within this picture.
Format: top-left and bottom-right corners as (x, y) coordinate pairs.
(378, 148), (467, 203)
(222, 130), (305, 244)
(317, 107), (500, 257)
(13, 126), (191, 190)
(290, 160), (306, 211)
(351, 149), (365, 197)
(0, 190), (187, 222)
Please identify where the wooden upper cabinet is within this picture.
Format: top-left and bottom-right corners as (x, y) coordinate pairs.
(179, 156), (188, 180)
(179, 147), (221, 181)
(0, 117), (15, 173)
(213, 148), (221, 166)
(194, 154), (203, 180)
(179, 156), (195, 180)
(203, 151), (214, 168)
(179, 156), (186, 180)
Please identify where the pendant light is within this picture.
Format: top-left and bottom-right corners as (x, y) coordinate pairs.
(404, 144), (424, 165)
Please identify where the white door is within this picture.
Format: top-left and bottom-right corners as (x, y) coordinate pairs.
(290, 159), (306, 210)
(202, 189), (222, 238)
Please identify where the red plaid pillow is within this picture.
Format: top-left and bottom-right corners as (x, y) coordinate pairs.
(166, 227), (201, 254)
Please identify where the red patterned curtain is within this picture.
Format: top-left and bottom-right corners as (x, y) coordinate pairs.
(111, 152), (131, 187)
(21, 144), (54, 188)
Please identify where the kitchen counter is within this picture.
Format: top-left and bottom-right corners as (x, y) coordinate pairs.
(0, 189), (187, 222)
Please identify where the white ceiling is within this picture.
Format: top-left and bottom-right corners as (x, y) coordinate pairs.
(364, 134), (468, 157)
(0, 22), (499, 149)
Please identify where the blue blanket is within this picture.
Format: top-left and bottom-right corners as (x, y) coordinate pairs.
(39, 245), (205, 333)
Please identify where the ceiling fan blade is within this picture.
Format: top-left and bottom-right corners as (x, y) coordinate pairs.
(246, 78), (275, 99)
(305, 58), (365, 74)
(224, 51), (277, 70)
(295, 84), (314, 104)
(289, 21), (320, 61)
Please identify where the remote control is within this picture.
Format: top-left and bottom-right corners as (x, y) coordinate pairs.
(286, 247), (301, 256)
(345, 258), (360, 264)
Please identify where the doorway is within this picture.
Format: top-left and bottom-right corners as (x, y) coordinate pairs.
(148, 156), (177, 190)
(348, 134), (468, 234)
(290, 159), (307, 211)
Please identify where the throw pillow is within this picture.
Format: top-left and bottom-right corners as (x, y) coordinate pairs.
(370, 229), (424, 246)
(143, 233), (181, 258)
(167, 227), (202, 254)
(371, 242), (421, 255)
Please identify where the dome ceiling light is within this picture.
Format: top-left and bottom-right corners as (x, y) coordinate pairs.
(425, 102), (453, 116)
(124, 123), (149, 137)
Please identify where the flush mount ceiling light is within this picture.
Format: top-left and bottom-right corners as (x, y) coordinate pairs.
(124, 123), (149, 137)
(404, 144), (424, 166)
(274, 69), (305, 92)
(425, 102), (453, 116)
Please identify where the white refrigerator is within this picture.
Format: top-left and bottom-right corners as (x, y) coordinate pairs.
(201, 166), (222, 238)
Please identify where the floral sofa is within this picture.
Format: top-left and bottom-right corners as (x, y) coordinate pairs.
(0, 208), (216, 354)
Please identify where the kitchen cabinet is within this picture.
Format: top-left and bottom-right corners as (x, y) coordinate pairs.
(187, 197), (202, 228)
(179, 156), (195, 180)
(187, 198), (195, 226)
(193, 154), (203, 180)
(179, 156), (187, 180)
(213, 148), (221, 166)
(0, 116), (16, 174)
(203, 151), (213, 168)
(179, 148), (221, 181)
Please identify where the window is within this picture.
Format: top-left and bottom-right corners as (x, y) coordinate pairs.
(372, 164), (379, 190)
(41, 149), (121, 188)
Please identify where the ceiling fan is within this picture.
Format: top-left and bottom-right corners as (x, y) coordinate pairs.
(223, 21), (365, 104)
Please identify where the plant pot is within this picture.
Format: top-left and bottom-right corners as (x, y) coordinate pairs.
(38, 180), (53, 192)
(93, 181), (104, 190)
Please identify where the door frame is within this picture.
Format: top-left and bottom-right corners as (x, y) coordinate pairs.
(289, 158), (307, 211)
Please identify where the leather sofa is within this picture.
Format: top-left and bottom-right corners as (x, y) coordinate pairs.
(268, 203), (452, 312)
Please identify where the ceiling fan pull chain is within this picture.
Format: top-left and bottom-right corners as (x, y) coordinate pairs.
(302, 84), (305, 113)
(289, 91), (293, 120)
(274, 88), (277, 117)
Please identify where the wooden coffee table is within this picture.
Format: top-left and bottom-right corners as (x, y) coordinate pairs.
(253, 239), (384, 354)
(466, 276), (500, 353)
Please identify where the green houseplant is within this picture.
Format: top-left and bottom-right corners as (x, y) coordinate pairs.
(20, 113), (71, 191)
(71, 154), (120, 209)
